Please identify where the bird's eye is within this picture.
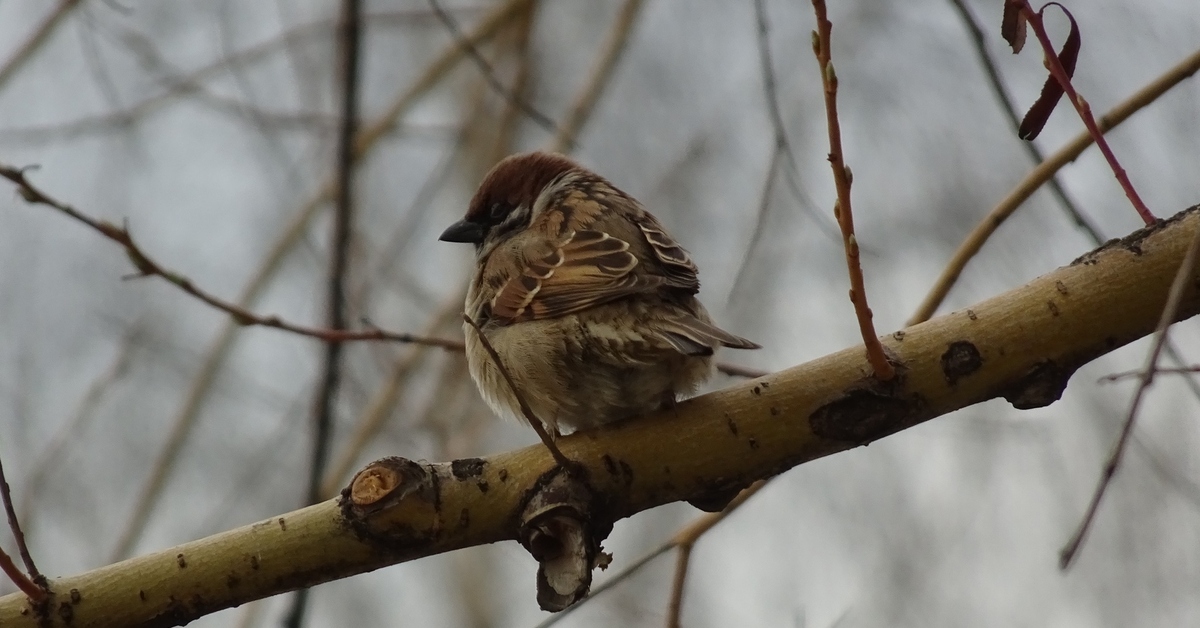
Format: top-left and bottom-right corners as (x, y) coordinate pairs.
(489, 203), (507, 220)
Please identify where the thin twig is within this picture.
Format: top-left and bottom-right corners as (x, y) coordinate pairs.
(664, 545), (691, 628)
(0, 456), (45, 601)
(106, 0), (534, 563)
(428, 0), (568, 144)
(532, 544), (674, 628)
(3, 168), (768, 383)
(0, 547), (43, 602)
(947, 0), (1200, 408)
(946, 0), (1102, 242)
(809, 0), (894, 380)
(548, 0), (644, 152)
(0, 0), (83, 91)
(0, 10), (471, 143)
(319, 299), (463, 499)
(731, 137), (783, 295)
(907, 46), (1200, 326)
(461, 315), (570, 467)
(284, 1), (361, 625)
(490, 0), (539, 161)
(537, 481), (766, 627)
(19, 325), (139, 521)
(2, 162), (762, 381)
(0, 165), (460, 351)
(1099, 366), (1200, 383)
(751, 0), (841, 245)
(1059, 226), (1200, 569)
(1015, 1), (1155, 225)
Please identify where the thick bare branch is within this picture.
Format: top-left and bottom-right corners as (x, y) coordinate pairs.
(0, 206), (1197, 627)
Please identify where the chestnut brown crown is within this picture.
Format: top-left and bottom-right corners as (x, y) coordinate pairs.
(439, 151), (579, 246)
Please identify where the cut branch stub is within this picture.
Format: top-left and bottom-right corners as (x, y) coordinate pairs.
(342, 457), (432, 516)
(519, 469), (609, 611)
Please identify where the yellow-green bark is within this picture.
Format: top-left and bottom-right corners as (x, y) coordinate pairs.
(2, 206), (1197, 627)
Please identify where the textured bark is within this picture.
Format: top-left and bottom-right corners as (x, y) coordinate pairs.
(2, 206), (1198, 627)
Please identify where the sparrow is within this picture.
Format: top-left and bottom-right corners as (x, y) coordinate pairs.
(440, 151), (759, 438)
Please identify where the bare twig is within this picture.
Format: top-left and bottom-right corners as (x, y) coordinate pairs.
(0, 548), (43, 602)
(1059, 227), (1200, 569)
(907, 46), (1200, 326)
(284, 2), (361, 626)
(946, 0), (1102, 242)
(810, 0), (894, 380)
(461, 315), (570, 467)
(429, 0), (567, 143)
(548, 0), (644, 152)
(664, 544), (691, 628)
(538, 481), (766, 627)
(0, 165), (460, 351)
(0, 456), (45, 601)
(106, 0), (534, 563)
(1013, 1), (1155, 225)
(731, 137), (784, 295)
(1099, 366), (1200, 383)
(750, 0), (841, 246)
(19, 326), (139, 521)
(490, 0), (539, 161)
(0, 0), (83, 91)
(2, 162), (762, 387)
(948, 0), (1200, 417)
(320, 299), (463, 499)
(0, 10), (471, 143)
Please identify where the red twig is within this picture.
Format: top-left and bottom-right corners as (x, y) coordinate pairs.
(809, 0), (894, 381)
(0, 455), (46, 601)
(0, 165), (762, 378)
(0, 548), (43, 602)
(0, 165), (461, 350)
(1016, 1), (1156, 225)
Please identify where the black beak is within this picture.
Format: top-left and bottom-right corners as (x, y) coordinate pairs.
(439, 219), (486, 244)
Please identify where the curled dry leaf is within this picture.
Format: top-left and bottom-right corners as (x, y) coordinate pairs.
(1009, 2), (1083, 140)
(1001, 0), (1028, 52)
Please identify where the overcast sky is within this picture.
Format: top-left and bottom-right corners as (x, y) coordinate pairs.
(1, 1), (1199, 626)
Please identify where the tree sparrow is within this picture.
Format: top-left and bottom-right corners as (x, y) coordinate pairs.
(440, 151), (759, 437)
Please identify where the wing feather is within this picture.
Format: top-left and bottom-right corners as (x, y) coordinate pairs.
(490, 231), (654, 323)
(636, 216), (700, 292)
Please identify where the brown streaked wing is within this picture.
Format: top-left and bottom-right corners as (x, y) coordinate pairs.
(636, 216), (700, 292)
(490, 230), (653, 324)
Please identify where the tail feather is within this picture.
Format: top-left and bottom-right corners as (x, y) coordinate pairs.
(657, 315), (761, 355)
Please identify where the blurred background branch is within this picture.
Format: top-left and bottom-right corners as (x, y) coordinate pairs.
(0, 1), (1198, 626)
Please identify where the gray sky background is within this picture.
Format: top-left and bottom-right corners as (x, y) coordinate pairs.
(0, 1), (1199, 626)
